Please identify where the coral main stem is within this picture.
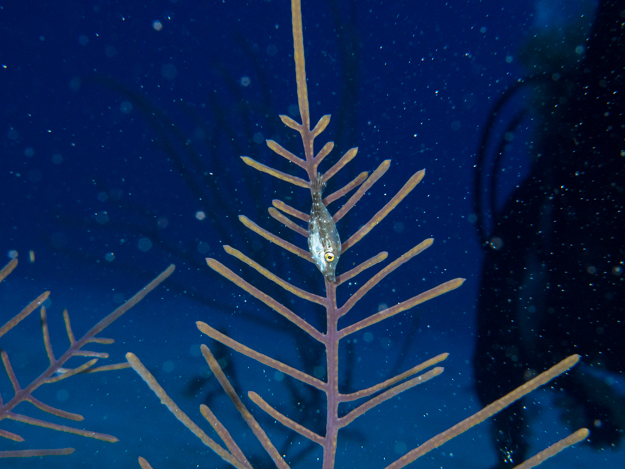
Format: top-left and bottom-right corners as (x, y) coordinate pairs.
(323, 280), (340, 469)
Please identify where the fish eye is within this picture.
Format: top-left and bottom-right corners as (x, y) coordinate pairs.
(325, 252), (335, 262)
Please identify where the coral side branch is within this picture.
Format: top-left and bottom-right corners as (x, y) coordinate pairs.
(317, 142), (336, 164)
(268, 207), (308, 238)
(339, 278), (465, 338)
(0, 263), (174, 449)
(0, 448), (75, 458)
(0, 258), (18, 282)
(25, 396), (83, 421)
(205, 258), (323, 339)
(83, 265), (175, 339)
(0, 291), (50, 339)
(322, 147), (358, 181)
(240, 156), (309, 188)
(40, 307), (55, 363)
(311, 114), (331, 139)
(197, 321), (326, 390)
(333, 160), (391, 224)
(200, 404), (250, 467)
(71, 350), (109, 358)
(383, 355), (582, 469)
(0, 428), (23, 442)
(279, 114), (302, 131)
(248, 391), (325, 445)
(43, 358), (98, 384)
(342, 169), (425, 251)
(200, 345), (290, 469)
(7, 413), (118, 443)
(272, 199), (309, 222)
(314, 141), (334, 166)
(223, 246), (325, 306)
(62, 310), (76, 344)
(238, 216), (311, 261)
(513, 428), (590, 469)
(126, 353), (250, 469)
(336, 251), (388, 285)
(87, 337), (115, 345)
(340, 353), (449, 402)
(323, 171), (369, 207)
(340, 367), (444, 428)
(339, 239), (434, 318)
(266, 139), (306, 168)
(82, 362), (131, 374)
(1, 351), (20, 393)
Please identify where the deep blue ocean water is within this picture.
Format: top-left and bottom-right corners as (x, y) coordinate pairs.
(1, 0), (623, 468)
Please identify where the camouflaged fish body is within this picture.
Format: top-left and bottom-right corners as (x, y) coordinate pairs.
(308, 174), (341, 282)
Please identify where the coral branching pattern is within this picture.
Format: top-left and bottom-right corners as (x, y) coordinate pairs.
(128, 1), (589, 468)
(0, 257), (174, 458)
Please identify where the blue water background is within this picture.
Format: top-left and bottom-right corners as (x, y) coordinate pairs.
(1, 0), (622, 468)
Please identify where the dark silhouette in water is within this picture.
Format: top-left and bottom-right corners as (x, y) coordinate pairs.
(473, 1), (625, 466)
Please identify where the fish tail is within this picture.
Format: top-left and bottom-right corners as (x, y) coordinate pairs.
(311, 174), (326, 194)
